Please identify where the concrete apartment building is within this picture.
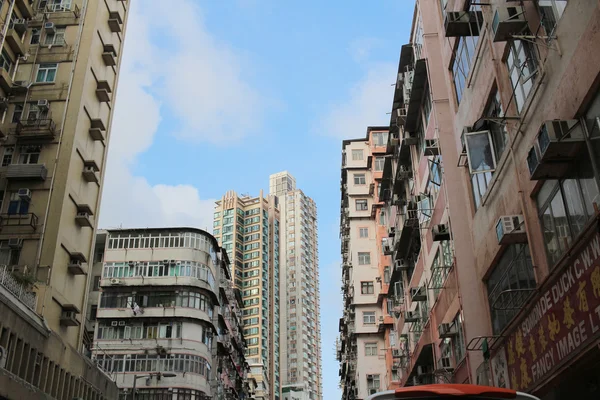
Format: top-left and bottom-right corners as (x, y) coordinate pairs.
(337, 129), (397, 399)
(339, 0), (600, 399)
(269, 171), (322, 400)
(91, 227), (251, 399)
(0, 0), (128, 398)
(214, 190), (281, 400)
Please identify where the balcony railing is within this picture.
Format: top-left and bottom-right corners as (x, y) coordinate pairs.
(0, 212), (38, 230)
(16, 118), (57, 140)
(0, 265), (37, 311)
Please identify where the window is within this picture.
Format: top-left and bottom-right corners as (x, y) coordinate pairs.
(374, 157), (385, 171)
(27, 104), (48, 121)
(30, 28), (41, 45)
(351, 149), (364, 161)
(354, 173), (366, 185)
(36, 63), (58, 83)
(358, 252), (371, 265)
(367, 374), (381, 394)
(0, 239), (20, 265)
(372, 132), (388, 146)
(422, 83), (433, 126)
(7, 192), (29, 215)
(19, 146), (41, 164)
(486, 244), (536, 334)
(12, 105), (22, 124)
(93, 276), (101, 291)
(452, 313), (466, 363)
(2, 147), (13, 166)
(365, 342), (378, 356)
(355, 199), (368, 211)
(383, 266), (390, 284)
(89, 305), (97, 320)
(44, 27), (66, 46)
(0, 49), (13, 73)
(538, 1), (567, 35)
(506, 40), (538, 113)
(361, 281), (374, 295)
(359, 227), (369, 238)
(363, 311), (376, 324)
(470, 89), (508, 209)
(41, 0), (73, 12)
(452, 30), (481, 103)
(537, 175), (598, 266)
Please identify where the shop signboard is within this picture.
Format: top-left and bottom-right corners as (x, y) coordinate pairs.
(501, 231), (600, 391)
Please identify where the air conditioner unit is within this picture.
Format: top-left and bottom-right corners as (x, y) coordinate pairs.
(432, 224), (451, 241)
(439, 356), (453, 370)
(392, 349), (401, 358)
(8, 238), (23, 249)
(110, 278), (122, 285)
(118, 321), (126, 326)
(397, 165), (412, 180)
(77, 211), (90, 218)
(496, 215), (527, 245)
(424, 139), (439, 156)
(382, 238), (393, 255)
(438, 323), (458, 338)
(111, 321), (118, 326)
(417, 365), (430, 376)
(410, 286), (427, 302)
(59, 310), (78, 326)
(404, 311), (419, 323)
(37, 99), (49, 109)
(369, 389), (378, 395)
(388, 226), (396, 237)
(13, 80), (29, 88)
(527, 120), (585, 180)
(44, 22), (56, 34)
(492, 6), (528, 42)
(13, 19), (27, 33)
(18, 188), (32, 201)
(444, 11), (483, 37)
(394, 259), (409, 271)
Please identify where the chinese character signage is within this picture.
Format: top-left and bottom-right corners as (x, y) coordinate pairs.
(503, 232), (600, 391)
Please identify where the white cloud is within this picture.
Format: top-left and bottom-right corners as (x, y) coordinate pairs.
(99, 0), (262, 229)
(320, 62), (396, 140)
(349, 37), (382, 63)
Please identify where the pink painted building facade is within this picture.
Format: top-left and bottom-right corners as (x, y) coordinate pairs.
(339, 1), (600, 399)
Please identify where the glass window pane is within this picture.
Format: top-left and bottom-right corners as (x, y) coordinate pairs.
(562, 179), (587, 238)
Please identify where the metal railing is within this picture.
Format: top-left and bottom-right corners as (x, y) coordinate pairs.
(0, 265), (37, 311)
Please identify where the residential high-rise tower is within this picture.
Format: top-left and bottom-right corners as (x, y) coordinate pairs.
(0, 0), (129, 398)
(269, 171), (322, 400)
(214, 190), (281, 400)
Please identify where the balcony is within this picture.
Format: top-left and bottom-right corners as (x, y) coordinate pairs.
(82, 160), (100, 183)
(15, 118), (57, 141)
(0, 265), (37, 311)
(108, 10), (123, 32)
(6, 164), (48, 181)
(95, 80), (112, 102)
(0, 212), (38, 231)
(89, 118), (106, 141)
(15, 0), (34, 18)
(67, 251), (88, 275)
(102, 44), (117, 66)
(75, 204), (94, 228)
(0, 68), (13, 92)
(6, 29), (26, 56)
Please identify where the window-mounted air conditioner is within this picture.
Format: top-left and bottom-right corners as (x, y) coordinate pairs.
(496, 214), (527, 245)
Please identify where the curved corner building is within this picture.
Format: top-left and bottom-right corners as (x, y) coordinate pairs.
(91, 227), (249, 399)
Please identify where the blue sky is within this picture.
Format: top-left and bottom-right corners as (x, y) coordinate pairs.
(99, 1), (414, 398)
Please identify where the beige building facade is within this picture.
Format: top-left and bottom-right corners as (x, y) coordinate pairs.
(214, 190), (281, 400)
(0, 0), (128, 399)
(269, 171), (322, 400)
(338, 129), (396, 399)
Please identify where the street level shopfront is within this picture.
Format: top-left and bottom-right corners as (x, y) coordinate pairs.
(491, 219), (600, 398)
